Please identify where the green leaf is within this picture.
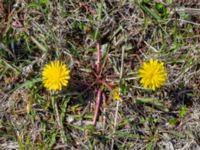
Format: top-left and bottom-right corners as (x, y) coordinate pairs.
(86, 125), (96, 132)
(140, 5), (161, 21)
(10, 78), (41, 93)
(31, 36), (48, 52)
(168, 117), (177, 125)
(61, 97), (71, 122)
(48, 132), (57, 149)
(179, 105), (188, 118)
(136, 97), (168, 112)
(109, 131), (140, 139)
(146, 141), (155, 150)
(156, 3), (169, 17)
(155, 3), (164, 13)
(39, 0), (49, 5)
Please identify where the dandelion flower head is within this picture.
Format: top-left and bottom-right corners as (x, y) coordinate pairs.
(42, 61), (70, 91)
(138, 58), (166, 91)
(112, 87), (122, 102)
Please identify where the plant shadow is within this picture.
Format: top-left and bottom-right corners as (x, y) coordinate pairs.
(167, 85), (194, 107)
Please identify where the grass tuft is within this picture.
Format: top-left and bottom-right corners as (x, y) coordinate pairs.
(0, 0), (200, 149)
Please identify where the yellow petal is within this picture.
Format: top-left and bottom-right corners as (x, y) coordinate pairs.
(138, 59), (167, 91)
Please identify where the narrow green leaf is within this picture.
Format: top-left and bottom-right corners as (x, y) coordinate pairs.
(31, 36), (48, 52)
(136, 97), (168, 112)
(141, 5), (161, 21)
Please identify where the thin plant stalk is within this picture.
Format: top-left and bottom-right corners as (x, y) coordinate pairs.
(92, 88), (102, 125)
(51, 93), (66, 144)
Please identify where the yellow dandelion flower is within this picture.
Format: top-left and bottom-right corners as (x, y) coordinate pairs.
(42, 61), (70, 91)
(112, 87), (122, 102)
(138, 58), (167, 91)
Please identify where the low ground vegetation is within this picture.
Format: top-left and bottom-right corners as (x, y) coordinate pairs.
(0, 0), (200, 149)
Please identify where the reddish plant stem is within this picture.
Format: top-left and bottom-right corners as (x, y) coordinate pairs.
(92, 88), (102, 126)
(99, 80), (113, 91)
(93, 43), (113, 126)
(92, 42), (102, 126)
(96, 42), (101, 75)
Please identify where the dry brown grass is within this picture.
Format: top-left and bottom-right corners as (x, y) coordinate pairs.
(0, 0), (200, 149)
